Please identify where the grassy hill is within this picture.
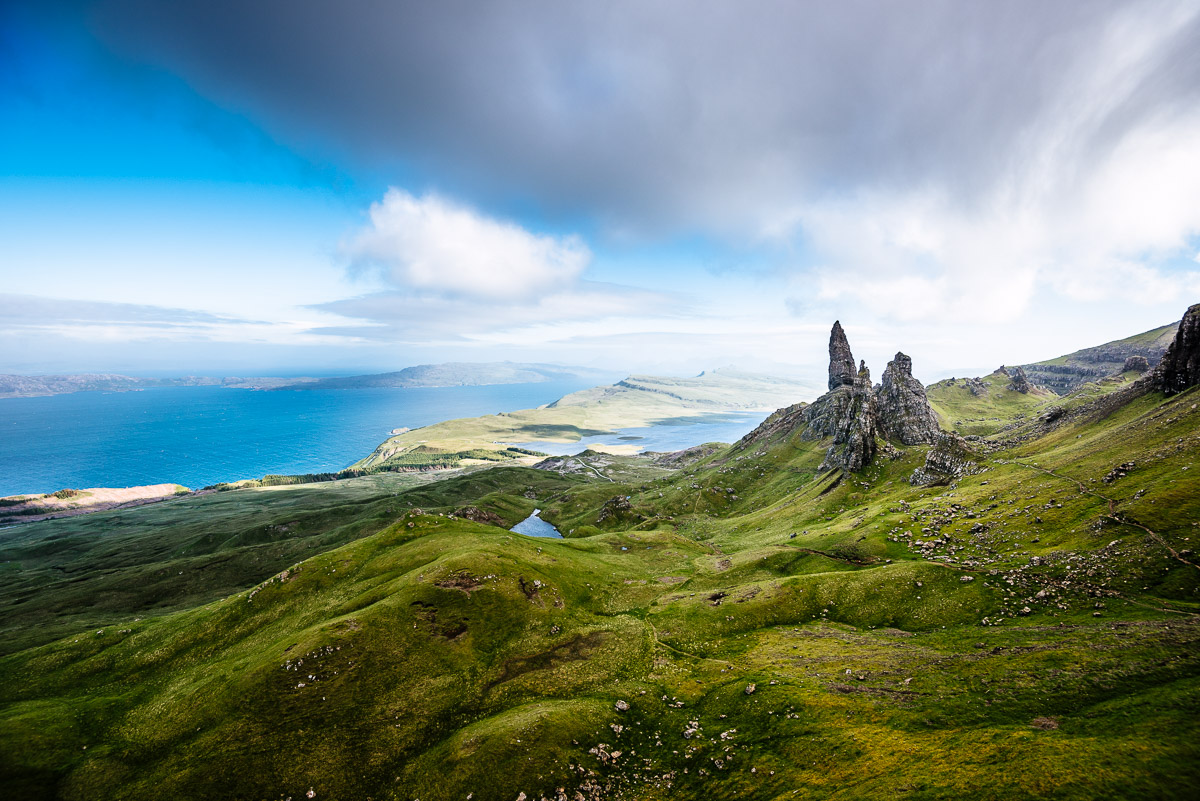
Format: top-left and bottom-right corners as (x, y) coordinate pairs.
(1, 336), (1198, 799)
(353, 368), (815, 470)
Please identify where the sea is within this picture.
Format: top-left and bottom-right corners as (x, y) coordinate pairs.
(0, 382), (769, 497)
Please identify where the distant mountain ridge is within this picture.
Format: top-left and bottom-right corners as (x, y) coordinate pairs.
(0, 362), (611, 399)
(0, 373), (316, 400)
(1021, 320), (1178, 394)
(272, 362), (613, 391)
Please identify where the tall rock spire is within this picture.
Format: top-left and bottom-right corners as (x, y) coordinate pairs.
(828, 321), (856, 391)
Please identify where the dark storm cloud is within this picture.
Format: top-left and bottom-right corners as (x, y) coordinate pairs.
(84, 0), (1200, 236)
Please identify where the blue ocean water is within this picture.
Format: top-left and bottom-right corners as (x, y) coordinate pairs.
(0, 384), (773, 497)
(511, 411), (764, 456)
(0, 381), (594, 497)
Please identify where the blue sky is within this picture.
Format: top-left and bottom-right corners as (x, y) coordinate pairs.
(3, 1), (1199, 385)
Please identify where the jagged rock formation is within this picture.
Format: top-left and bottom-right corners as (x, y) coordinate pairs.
(1123, 355), (1149, 373)
(828, 321), (856, 391)
(802, 325), (943, 472)
(805, 377), (879, 472)
(1007, 366), (1032, 393)
(911, 433), (977, 485)
(1155, 303), (1200, 394)
(877, 353), (941, 445)
(802, 326), (880, 472)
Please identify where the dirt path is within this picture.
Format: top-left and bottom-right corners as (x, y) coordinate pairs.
(1011, 460), (1199, 573)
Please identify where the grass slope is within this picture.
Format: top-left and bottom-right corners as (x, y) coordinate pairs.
(1, 379), (1198, 800)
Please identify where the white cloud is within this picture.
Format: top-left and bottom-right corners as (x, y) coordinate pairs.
(785, 3), (1200, 327)
(344, 189), (591, 300)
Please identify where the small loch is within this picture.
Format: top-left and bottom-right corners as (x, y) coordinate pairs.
(510, 508), (563, 538)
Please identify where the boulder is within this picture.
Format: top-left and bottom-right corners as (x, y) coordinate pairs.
(1122, 355), (1149, 373)
(911, 432), (976, 485)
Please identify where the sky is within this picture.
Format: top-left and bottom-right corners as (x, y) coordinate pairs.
(2, 0), (1199, 385)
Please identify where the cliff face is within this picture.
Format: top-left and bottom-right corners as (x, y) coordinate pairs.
(877, 352), (941, 445)
(1156, 303), (1200, 395)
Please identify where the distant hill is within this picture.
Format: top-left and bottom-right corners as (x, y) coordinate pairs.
(0, 374), (315, 400)
(1021, 320), (1178, 394)
(353, 367), (816, 469)
(272, 361), (614, 391)
(0, 361), (611, 399)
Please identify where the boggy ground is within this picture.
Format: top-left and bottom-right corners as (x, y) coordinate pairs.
(0, 381), (1198, 800)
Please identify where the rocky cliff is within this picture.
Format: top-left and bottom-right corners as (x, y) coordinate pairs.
(1155, 303), (1200, 395)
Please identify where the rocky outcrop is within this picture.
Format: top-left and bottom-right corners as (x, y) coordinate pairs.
(805, 379), (879, 472)
(828, 321), (856, 391)
(1007, 366), (1032, 393)
(803, 326), (879, 472)
(1155, 303), (1200, 394)
(877, 352), (941, 445)
(805, 326), (942, 471)
(911, 433), (977, 485)
(1122, 355), (1149, 373)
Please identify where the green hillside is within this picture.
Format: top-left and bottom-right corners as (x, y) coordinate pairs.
(2, 327), (1199, 800)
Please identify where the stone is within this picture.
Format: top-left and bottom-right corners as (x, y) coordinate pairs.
(1007, 366), (1032, 393)
(1122, 355), (1149, 373)
(876, 352), (941, 445)
(614, 699), (629, 712)
(1155, 303), (1200, 394)
(827, 321), (856, 391)
(911, 432), (976, 485)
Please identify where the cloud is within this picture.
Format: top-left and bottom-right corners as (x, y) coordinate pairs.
(0, 293), (253, 328)
(312, 280), (679, 345)
(344, 189), (590, 300)
(0, 293), (336, 346)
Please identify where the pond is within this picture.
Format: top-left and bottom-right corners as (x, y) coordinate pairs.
(510, 508), (562, 538)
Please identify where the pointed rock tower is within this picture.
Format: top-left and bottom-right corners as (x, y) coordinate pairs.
(877, 352), (941, 445)
(828, 321), (856, 391)
(804, 322), (879, 471)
